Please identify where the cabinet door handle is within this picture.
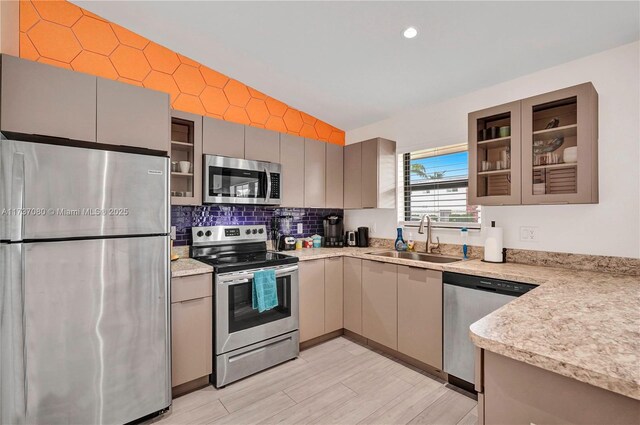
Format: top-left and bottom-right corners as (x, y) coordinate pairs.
(179, 297), (204, 304)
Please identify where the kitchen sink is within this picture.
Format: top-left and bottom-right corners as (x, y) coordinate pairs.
(367, 250), (462, 264)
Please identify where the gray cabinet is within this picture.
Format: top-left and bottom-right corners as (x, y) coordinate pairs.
(170, 110), (202, 205)
(304, 138), (326, 208)
(344, 138), (396, 209)
(97, 78), (170, 152)
(343, 257), (362, 334)
(325, 143), (344, 208)
(279, 134), (305, 207)
(245, 126), (280, 163)
(468, 101), (522, 206)
(1, 55), (96, 141)
(469, 83), (598, 206)
(299, 259), (325, 343)
(521, 83), (598, 205)
(343, 143), (362, 209)
(202, 117), (245, 158)
(397, 266), (442, 368)
(171, 273), (213, 388)
(362, 260), (398, 350)
(324, 257), (344, 333)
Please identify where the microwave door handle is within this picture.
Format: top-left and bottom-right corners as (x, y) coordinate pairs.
(265, 167), (271, 204)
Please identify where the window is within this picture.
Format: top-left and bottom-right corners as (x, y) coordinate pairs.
(401, 143), (480, 227)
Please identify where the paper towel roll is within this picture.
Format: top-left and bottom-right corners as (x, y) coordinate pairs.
(484, 226), (504, 263)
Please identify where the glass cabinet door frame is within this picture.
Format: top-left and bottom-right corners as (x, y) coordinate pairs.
(468, 100), (522, 206)
(521, 83), (598, 205)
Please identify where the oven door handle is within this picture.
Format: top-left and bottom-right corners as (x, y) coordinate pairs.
(264, 167), (271, 204)
(217, 265), (298, 285)
(225, 278), (250, 286)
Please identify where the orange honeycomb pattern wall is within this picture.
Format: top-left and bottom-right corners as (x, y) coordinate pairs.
(18, 0), (345, 145)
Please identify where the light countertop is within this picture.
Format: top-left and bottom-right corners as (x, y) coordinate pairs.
(171, 258), (213, 277)
(171, 247), (640, 400)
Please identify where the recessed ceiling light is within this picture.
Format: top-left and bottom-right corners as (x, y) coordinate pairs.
(403, 27), (418, 39)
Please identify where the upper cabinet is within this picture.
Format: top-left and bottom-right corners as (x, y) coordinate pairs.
(325, 143), (344, 209)
(0, 55), (97, 141)
(468, 101), (522, 206)
(344, 137), (397, 209)
(170, 110), (202, 206)
(97, 78), (170, 152)
(245, 127), (280, 163)
(521, 83), (598, 205)
(469, 83), (598, 206)
(304, 138), (326, 208)
(343, 143), (362, 209)
(202, 117), (244, 158)
(279, 134), (305, 208)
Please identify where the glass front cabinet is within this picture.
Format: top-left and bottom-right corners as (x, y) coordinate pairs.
(468, 101), (522, 206)
(469, 83), (598, 206)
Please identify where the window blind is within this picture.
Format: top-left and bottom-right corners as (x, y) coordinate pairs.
(402, 143), (480, 226)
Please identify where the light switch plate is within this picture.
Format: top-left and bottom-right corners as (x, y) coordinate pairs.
(297, 223), (303, 234)
(170, 226), (176, 240)
(520, 226), (539, 242)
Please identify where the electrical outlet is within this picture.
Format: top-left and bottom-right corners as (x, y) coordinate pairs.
(297, 223), (303, 234)
(520, 226), (539, 242)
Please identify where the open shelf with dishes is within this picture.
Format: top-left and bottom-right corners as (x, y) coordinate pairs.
(170, 110), (203, 205)
(468, 101), (521, 205)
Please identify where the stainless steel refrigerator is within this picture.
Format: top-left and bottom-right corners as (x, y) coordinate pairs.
(0, 134), (171, 424)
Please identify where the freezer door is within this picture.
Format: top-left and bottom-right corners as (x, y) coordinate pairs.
(22, 236), (170, 424)
(0, 243), (26, 425)
(0, 138), (168, 240)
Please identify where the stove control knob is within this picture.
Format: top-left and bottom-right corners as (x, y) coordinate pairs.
(245, 229), (251, 235)
(196, 231), (204, 237)
(258, 228), (264, 234)
(252, 229), (257, 234)
(205, 230), (212, 237)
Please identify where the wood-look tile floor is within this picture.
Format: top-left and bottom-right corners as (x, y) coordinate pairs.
(155, 337), (477, 425)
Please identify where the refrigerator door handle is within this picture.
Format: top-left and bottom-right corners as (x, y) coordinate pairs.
(10, 153), (25, 242)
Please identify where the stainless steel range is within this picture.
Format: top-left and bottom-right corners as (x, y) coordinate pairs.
(190, 225), (299, 388)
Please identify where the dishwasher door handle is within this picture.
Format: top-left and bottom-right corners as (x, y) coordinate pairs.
(474, 285), (497, 293)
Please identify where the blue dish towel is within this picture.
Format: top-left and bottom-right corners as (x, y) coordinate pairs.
(252, 270), (278, 313)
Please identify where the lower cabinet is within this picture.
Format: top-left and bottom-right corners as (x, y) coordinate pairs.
(482, 351), (640, 425)
(343, 257), (363, 334)
(299, 256), (443, 371)
(299, 259), (325, 342)
(397, 266), (443, 368)
(362, 260), (398, 350)
(171, 273), (213, 388)
(324, 257), (344, 333)
(299, 258), (344, 342)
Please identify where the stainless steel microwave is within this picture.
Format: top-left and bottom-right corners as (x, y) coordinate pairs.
(203, 155), (282, 205)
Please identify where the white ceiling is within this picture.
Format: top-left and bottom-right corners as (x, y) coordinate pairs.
(74, 1), (639, 131)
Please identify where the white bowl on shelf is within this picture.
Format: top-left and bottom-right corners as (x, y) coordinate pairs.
(563, 147), (577, 163)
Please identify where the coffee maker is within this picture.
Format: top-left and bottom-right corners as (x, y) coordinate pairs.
(323, 215), (344, 247)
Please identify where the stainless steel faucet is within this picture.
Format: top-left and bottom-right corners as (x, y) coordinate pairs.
(418, 214), (440, 254)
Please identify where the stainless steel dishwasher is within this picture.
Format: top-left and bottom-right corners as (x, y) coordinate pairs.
(443, 272), (536, 386)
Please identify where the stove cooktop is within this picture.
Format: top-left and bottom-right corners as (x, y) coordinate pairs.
(195, 251), (297, 273)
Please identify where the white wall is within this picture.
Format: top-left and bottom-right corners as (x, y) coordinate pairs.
(345, 42), (640, 258)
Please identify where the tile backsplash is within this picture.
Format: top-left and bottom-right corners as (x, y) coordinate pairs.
(172, 205), (343, 246)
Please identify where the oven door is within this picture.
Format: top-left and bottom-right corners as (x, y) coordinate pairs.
(203, 155), (281, 205)
(215, 265), (298, 354)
